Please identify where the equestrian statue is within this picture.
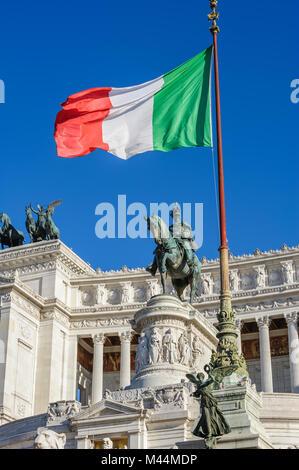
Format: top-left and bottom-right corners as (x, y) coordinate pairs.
(146, 204), (201, 304)
(0, 213), (25, 249)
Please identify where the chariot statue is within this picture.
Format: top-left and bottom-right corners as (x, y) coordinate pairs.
(25, 200), (62, 242)
(145, 204), (201, 304)
(0, 213), (25, 249)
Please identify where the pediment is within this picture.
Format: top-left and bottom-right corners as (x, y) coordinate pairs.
(71, 399), (143, 422)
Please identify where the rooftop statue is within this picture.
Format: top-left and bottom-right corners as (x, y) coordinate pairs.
(0, 213), (25, 249)
(25, 200), (62, 242)
(187, 365), (231, 449)
(146, 204), (201, 304)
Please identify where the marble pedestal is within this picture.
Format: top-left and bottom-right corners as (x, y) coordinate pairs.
(130, 295), (218, 389)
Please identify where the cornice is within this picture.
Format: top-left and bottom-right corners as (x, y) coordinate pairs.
(0, 279), (72, 326)
(194, 283), (299, 308)
(69, 244), (299, 284)
(200, 296), (299, 320)
(71, 302), (145, 315)
(0, 240), (94, 276)
(202, 244), (299, 266)
(70, 317), (132, 330)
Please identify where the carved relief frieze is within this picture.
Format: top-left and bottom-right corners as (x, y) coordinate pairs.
(153, 387), (185, 410)
(240, 270), (255, 291)
(80, 286), (97, 306)
(108, 287), (121, 305)
(201, 296), (299, 320)
(10, 294), (40, 320)
(281, 261), (294, 285)
(70, 317), (131, 329)
(146, 280), (161, 299)
(134, 285), (147, 303)
(17, 321), (35, 347)
(135, 326), (198, 374)
(200, 273), (213, 295)
(254, 265), (266, 289)
(47, 400), (81, 424)
(0, 292), (12, 304)
(40, 310), (69, 327)
(229, 269), (239, 292)
(120, 282), (134, 304)
(96, 284), (108, 305)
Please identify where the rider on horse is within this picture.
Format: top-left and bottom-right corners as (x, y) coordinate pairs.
(169, 204), (198, 273)
(147, 204), (198, 276)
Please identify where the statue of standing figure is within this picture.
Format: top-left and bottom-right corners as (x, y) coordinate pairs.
(135, 334), (149, 373)
(162, 329), (177, 364)
(148, 329), (162, 364)
(187, 366), (231, 449)
(178, 332), (191, 366)
(25, 200), (62, 242)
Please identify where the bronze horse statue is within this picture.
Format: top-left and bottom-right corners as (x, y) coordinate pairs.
(0, 213), (24, 248)
(146, 214), (201, 304)
(25, 206), (38, 242)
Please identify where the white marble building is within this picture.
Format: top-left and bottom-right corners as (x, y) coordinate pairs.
(0, 240), (298, 449)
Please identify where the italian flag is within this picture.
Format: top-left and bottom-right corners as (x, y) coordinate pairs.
(54, 46), (213, 160)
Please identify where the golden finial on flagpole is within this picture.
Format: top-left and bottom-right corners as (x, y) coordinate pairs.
(208, 0), (220, 34)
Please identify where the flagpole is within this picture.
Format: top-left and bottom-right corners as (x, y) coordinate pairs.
(208, 0), (248, 381)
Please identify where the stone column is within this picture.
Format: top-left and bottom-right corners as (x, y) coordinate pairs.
(91, 333), (105, 404)
(257, 316), (273, 393)
(119, 331), (132, 389)
(76, 436), (94, 449)
(235, 319), (243, 355)
(285, 312), (299, 394)
(65, 335), (78, 401)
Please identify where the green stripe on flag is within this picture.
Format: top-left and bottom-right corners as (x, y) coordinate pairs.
(152, 46), (213, 152)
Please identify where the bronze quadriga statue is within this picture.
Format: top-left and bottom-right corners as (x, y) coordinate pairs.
(25, 200), (62, 243)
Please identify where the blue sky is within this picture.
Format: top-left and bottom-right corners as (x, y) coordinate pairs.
(0, 1), (298, 271)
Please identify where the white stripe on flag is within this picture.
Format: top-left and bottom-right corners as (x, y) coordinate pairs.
(102, 76), (164, 159)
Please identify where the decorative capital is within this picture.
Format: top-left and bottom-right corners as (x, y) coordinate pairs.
(256, 316), (271, 329)
(284, 312), (298, 325)
(93, 333), (106, 345)
(119, 330), (133, 343)
(208, 0), (220, 34)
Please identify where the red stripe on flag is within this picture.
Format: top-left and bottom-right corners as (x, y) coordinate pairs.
(54, 87), (112, 158)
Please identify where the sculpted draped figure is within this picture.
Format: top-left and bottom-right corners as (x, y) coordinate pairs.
(192, 336), (203, 367)
(187, 366), (231, 449)
(229, 269), (239, 292)
(162, 329), (178, 364)
(135, 333), (149, 372)
(201, 274), (213, 295)
(178, 332), (191, 366)
(148, 328), (162, 364)
(255, 266), (266, 289)
(97, 284), (108, 305)
(281, 262), (293, 285)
